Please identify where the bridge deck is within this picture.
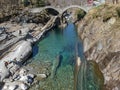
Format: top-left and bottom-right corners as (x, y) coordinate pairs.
(29, 5), (94, 14)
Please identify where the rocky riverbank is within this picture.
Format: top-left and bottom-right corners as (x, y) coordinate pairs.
(0, 8), (59, 90)
(77, 4), (120, 90)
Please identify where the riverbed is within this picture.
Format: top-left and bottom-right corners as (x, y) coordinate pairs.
(27, 23), (79, 90)
(26, 23), (104, 90)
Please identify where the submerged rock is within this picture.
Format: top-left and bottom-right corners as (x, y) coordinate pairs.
(36, 74), (47, 80)
(76, 60), (104, 90)
(51, 54), (62, 78)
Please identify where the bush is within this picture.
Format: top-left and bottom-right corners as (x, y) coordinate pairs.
(103, 11), (113, 22)
(77, 10), (86, 20)
(23, 0), (30, 7)
(116, 7), (120, 17)
(36, 0), (49, 7)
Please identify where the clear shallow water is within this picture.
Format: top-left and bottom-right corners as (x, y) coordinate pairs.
(29, 23), (104, 90)
(31, 23), (79, 90)
(32, 23), (79, 65)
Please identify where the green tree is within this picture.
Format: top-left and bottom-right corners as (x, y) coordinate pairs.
(36, 0), (46, 7)
(22, 0), (30, 7)
(77, 10), (86, 20)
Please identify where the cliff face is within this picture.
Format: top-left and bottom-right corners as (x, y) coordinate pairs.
(77, 4), (120, 90)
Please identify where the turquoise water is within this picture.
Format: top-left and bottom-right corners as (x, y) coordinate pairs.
(32, 23), (79, 66)
(30, 23), (104, 90)
(31, 23), (79, 90)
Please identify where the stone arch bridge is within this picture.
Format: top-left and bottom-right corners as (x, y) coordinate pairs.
(29, 5), (92, 15)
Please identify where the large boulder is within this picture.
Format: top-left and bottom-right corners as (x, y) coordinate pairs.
(0, 40), (32, 63)
(0, 40), (32, 81)
(13, 68), (35, 85)
(0, 62), (10, 81)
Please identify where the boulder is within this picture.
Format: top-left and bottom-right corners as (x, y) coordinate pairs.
(36, 74), (47, 80)
(14, 68), (35, 85)
(0, 62), (10, 81)
(0, 40), (32, 82)
(7, 62), (20, 75)
(19, 68), (28, 76)
(0, 40), (32, 63)
(2, 81), (29, 90)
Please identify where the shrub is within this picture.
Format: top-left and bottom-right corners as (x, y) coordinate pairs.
(116, 7), (120, 17)
(77, 10), (86, 20)
(36, 0), (46, 7)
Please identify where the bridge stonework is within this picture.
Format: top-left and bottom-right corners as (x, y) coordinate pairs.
(48, 0), (88, 8)
(29, 0), (103, 15)
(29, 5), (92, 15)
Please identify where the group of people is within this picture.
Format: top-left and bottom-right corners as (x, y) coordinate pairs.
(112, 0), (119, 4)
(88, 0), (119, 6)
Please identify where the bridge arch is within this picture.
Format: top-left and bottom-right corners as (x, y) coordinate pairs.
(43, 6), (60, 15)
(61, 5), (88, 14)
(29, 6), (60, 15)
(29, 5), (88, 15)
(60, 5), (87, 24)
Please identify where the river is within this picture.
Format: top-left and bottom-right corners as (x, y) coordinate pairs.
(27, 23), (104, 90)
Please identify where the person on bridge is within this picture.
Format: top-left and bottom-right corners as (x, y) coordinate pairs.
(112, 0), (119, 4)
(87, 0), (94, 5)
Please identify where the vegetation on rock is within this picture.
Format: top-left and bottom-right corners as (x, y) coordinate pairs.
(77, 3), (120, 90)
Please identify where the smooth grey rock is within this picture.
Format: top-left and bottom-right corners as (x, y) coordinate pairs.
(7, 62), (20, 75)
(83, 38), (89, 52)
(0, 62), (10, 81)
(12, 27), (30, 37)
(2, 81), (28, 90)
(0, 40), (32, 63)
(107, 17), (116, 25)
(19, 68), (28, 76)
(97, 41), (103, 51)
(0, 34), (7, 41)
(20, 83), (28, 90)
(37, 74), (47, 79)
(17, 69), (34, 85)
(19, 76), (28, 83)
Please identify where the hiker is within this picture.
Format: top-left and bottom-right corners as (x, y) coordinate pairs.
(113, 0), (119, 4)
(19, 30), (22, 35)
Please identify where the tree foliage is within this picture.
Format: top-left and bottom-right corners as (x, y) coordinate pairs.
(77, 10), (86, 20)
(36, 0), (50, 7)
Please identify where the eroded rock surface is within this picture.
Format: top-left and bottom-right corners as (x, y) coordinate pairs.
(77, 4), (120, 90)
